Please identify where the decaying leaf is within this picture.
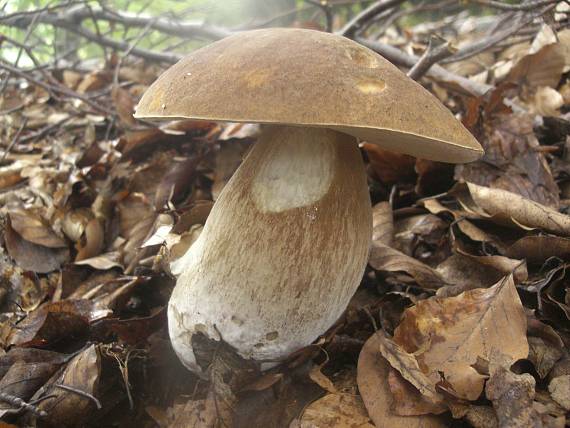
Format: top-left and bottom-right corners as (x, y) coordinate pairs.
(486, 365), (542, 428)
(34, 345), (102, 427)
(453, 182), (570, 236)
(372, 201), (394, 247)
(357, 332), (446, 427)
(291, 393), (374, 428)
(369, 243), (446, 289)
(548, 375), (570, 411)
(393, 275), (528, 401)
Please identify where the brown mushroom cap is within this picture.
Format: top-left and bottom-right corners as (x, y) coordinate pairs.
(134, 28), (483, 163)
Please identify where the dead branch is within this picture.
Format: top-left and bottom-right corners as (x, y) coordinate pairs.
(338, 0), (407, 37)
(306, 0), (334, 32)
(0, 60), (114, 115)
(469, 0), (563, 11)
(357, 37), (493, 96)
(441, 3), (559, 64)
(1, 5), (231, 41)
(0, 391), (48, 418)
(407, 36), (457, 80)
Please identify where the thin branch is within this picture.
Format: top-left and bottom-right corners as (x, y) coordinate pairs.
(338, 0), (407, 37)
(441, 3), (557, 64)
(0, 60), (114, 115)
(407, 36), (457, 80)
(2, 118), (28, 161)
(469, 0), (561, 11)
(2, 5), (231, 41)
(306, 0), (334, 32)
(54, 384), (102, 409)
(357, 37), (493, 96)
(0, 391), (48, 417)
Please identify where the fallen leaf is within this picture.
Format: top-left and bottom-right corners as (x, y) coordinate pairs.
(486, 366), (542, 428)
(291, 393), (374, 428)
(453, 182), (570, 236)
(505, 235), (570, 264)
(35, 345), (102, 427)
(393, 275), (528, 400)
(369, 243), (446, 289)
(357, 332), (447, 427)
(4, 219), (69, 273)
(362, 143), (416, 184)
(548, 375), (570, 411)
(8, 300), (109, 347)
(387, 368), (447, 416)
(8, 209), (67, 248)
(372, 201), (393, 247)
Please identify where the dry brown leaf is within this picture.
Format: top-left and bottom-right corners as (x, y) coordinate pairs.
(527, 316), (565, 379)
(4, 219), (69, 273)
(393, 275), (528, 400)
(75, 218), (105, 261)
(111, 86), (137, 127)
(372, 201), (393, 247)
(291, 393), (374, 428)
(486, 366), (542, 428)
(453, 182), (570, 236)
(362, 143), (416, 184)
(35, 345), (102, 427)
(369, 243), (446, 289)
(505, 235), (570, 264)
(548, 375), (570, 411)
(7, 299), (110, 347)
(508, 43), (566, 89)
(212, 141), (249, 200)
(8, 209), (66, 248)
(357, 332), (447, 428)
(153, 157), (198, 210)
(308, 364), (337, 394)
(387, 368), (447, 416)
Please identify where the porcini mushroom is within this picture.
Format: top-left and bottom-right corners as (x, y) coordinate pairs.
(134, 28), (483, 374)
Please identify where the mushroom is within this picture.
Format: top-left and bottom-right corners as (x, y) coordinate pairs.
(134, 28), (483, 374)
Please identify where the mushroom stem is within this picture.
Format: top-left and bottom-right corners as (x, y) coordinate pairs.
(169, 125), (372, 373)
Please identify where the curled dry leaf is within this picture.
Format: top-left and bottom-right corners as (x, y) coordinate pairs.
(7, 300), (110, 347)
(8, 209), (66, 248)
(372, 201), (393, 247)
(35, 345), (101, 427)
(357, 332), (446, 428)
(369, 243), (446, 289)
(453, 182), (570, 236)
(527, 316), (565, 379)
(4, 219), (69, 273)
(75, 218), (105, 261)
(393, 275), (528, 401)
(111, 86), (136, 127)
(505, 235), (570, 264)
(387, 368), (447, 416)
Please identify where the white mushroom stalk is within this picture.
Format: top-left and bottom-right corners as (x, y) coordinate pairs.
(169, 125), (371, 373)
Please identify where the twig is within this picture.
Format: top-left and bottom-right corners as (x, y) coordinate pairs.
(356, 37), (493, 96)
(2, 118), (28, 161)
(338, 0), (407, 37)
(0, 60), (114, 115)
(407, 36), (457, 80)
(2, 5), (230, 41)
(54, 384), (102, 409)
(441, 3), (557, 64)
(306, 0), (334, 32)
(469, 0), (561, 11)
(0, 391), (48, 417)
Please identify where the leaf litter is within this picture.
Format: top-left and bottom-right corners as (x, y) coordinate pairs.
(0, 6), (569, 428)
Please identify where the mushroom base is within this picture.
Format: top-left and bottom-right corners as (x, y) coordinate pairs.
(168, 125), (372, 374)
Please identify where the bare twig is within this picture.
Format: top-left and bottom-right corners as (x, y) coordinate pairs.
(441, 3), (558, 64)
(338, 0), (407, 37)
(2, 118), (28, 161)
(357, 37), (493, 96)
(470, 0), (561, 11)
(2, 5), (230, 41)
(0, 60), (113, 115)
(407, 36), (457, 80)
(54, 384), (102, 409)
(0, 391), (48, 417)
(306, 0), (334, 32)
